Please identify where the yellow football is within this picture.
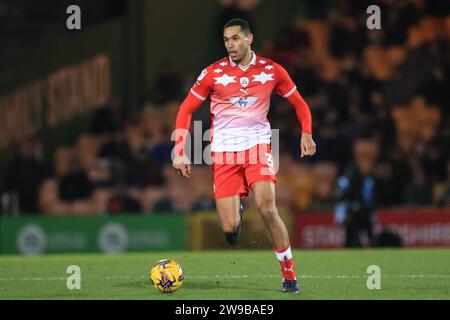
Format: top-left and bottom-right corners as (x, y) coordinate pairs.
(149, 259), (184, 293)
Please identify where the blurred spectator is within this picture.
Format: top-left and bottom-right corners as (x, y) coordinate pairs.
(368, 91), (396, 146)
(328, 10), (365, 58)
(270, 24), (310, 68)
(403, 157), (433, 206)
(4, 138), (48, 214)
(438, 161), (450, 208)
(125, 151), (164, 189)
(312, 111), (352, 170)
(58, 155), (93, 202)
(383, 6), (408, 46)
(152, 165), (195, 212)
(87, 158), (115, 188)
(383, 148), (414, 205)
(105, 186), (142, 213)
(98, 130), (132, 163)
(310, 162), (338, 210)
(421, 66), (449, 112)
(140, 106), (172, 179)
(334, 139), (381, 248)
(152, 61), (183, 104)
(90, 98), (124, 135)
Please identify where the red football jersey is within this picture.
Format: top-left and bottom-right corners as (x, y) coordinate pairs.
(190, 52), (297, 152)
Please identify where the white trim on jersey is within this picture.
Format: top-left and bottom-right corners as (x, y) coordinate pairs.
(190, 88), (206, 101)
(282, 85), (297, 98)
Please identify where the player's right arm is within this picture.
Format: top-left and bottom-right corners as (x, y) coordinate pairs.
(173, 66), (213, 178)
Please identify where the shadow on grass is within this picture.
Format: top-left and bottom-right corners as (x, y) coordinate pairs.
(183, 279), (238, 290)
(114, 278), (246, 292)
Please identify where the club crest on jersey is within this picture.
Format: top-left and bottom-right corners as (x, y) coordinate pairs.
(229, 97), (257, 109)
(240, 77), (249, 88)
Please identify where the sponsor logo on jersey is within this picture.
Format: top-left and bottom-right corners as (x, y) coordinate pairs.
(229, 96), (257, 109)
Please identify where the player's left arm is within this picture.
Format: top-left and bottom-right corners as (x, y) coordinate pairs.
(274, 63), (316, 158)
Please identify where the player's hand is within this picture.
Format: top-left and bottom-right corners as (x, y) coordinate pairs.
(172, 156), (192, 178)
(300, 133), (316, 158)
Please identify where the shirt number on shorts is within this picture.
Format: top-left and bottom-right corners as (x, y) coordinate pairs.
(265, 153), (274, 174)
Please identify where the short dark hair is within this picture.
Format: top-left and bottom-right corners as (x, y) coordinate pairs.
(223, 18), (251, 35)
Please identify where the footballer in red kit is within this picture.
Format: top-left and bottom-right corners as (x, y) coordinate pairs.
(173, 18), (316, 293)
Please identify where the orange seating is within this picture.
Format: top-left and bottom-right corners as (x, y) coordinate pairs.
(419, 17), (441, 42)
(385, 46), (407, 69)
(296, 20), (330, 64)
(408, 26), (425, 48)
(444, 16), (450, 40)
(364, 46), (391, 80)
(392, 98), (441, 149)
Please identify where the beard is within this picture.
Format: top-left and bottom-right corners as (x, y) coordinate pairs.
(229, 48), (249, 64)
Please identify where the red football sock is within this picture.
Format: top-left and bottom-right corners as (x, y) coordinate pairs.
(274, 244), (297, 281)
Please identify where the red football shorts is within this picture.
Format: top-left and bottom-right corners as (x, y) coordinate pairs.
(211, 143), (277, 199)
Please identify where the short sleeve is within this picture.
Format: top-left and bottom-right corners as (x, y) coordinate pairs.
(274, 63), (297, 98)
(190, 66), (214, 101)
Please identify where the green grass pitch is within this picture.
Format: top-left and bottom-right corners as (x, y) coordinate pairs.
(0, 248), (449, 299)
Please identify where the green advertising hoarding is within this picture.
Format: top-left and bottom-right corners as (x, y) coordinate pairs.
(0, 214), (186, 255)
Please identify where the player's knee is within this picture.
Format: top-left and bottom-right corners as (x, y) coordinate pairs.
(257, 199), (277, 222)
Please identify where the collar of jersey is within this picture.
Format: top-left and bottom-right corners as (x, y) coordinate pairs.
(228, 51), (256, 71)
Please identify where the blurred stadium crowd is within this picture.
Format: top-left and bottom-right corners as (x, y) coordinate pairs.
(3, 0), (450, 215)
